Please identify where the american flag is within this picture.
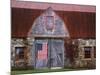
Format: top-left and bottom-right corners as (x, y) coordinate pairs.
(37, 42), (48, 60)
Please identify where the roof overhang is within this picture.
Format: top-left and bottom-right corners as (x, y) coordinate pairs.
(11, 0), (96, 12)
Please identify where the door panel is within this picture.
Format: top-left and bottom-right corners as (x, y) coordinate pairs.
(35, 39), (48, 69)
(50, 39), (64, 67)
(35, 39), (64, 69)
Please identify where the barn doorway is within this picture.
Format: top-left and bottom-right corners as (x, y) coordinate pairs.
(34, 38), (64, 69)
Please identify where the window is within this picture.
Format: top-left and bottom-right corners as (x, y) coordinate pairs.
(15, 47), (25, 59)
(45, 16), (54, 32)
(84, 47), (92, 58)
(94, 46), (96, 58)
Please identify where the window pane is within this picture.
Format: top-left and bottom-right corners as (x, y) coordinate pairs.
(84, 47), (92, 58)
(46, 16), (54, 31)
(94, 46), (96, 58)
(15, 47), (25, 59)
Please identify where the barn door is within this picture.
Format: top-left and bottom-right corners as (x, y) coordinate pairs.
(35, 39), (48, 69)
(50, 39), (64, 68)
(34, 39), (64, 69)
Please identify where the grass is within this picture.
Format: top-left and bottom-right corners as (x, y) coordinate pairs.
(11, 68), (93, 75)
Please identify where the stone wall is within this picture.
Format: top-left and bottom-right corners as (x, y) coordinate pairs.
(11, 38), (27, 67)
(11, 38), (96, 69)
(73, 39), (96, 68)
(11, 38), (36, 68)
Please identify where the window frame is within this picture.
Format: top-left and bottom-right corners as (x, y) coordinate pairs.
(15, 47), (25, 60)
(45, 16), (54, 33)
(83, 46), (92, 59)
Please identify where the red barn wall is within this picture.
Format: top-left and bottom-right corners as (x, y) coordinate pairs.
(11, 8), (96, 39)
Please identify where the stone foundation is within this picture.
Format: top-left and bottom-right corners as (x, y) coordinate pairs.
(11, 38), (96, 69)
(72, 39), (96, 68)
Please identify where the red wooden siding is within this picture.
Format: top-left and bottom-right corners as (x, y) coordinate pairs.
(11, 8), (96, 39)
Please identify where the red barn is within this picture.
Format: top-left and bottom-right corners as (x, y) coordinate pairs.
(11, 0), (96, 69)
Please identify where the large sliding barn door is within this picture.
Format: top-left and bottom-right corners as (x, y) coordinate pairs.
(35, 39), (64, 69)
(35, 39), (48, 69)
(50, 39), (64, 68)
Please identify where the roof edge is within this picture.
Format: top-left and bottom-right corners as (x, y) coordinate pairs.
(11, 0), (96, 12)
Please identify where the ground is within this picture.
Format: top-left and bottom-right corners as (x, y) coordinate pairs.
(11, 68), (94, 75)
